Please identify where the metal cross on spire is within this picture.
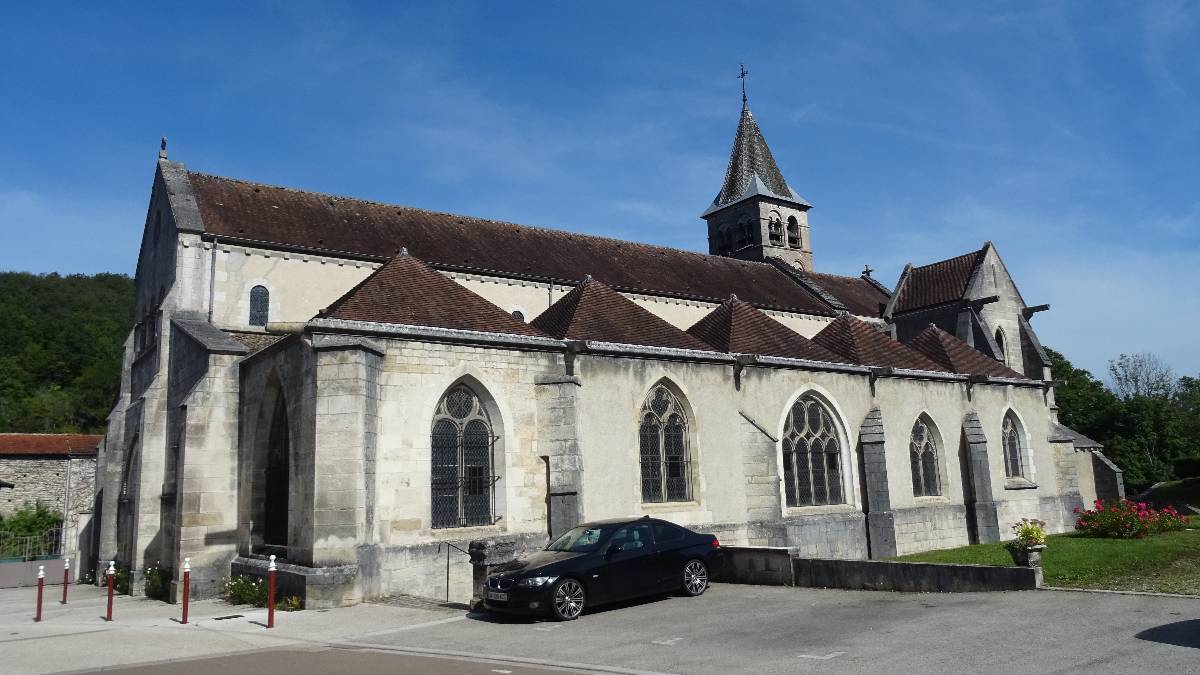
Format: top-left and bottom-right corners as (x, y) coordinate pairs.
(738, 63), (749, 104)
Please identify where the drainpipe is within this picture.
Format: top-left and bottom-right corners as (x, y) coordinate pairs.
(61, 456), (72, 562)
(207, 237), (219, 322)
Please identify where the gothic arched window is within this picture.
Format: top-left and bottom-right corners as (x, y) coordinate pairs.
(1002, 412), (1026, 479)
(787, 216), (800, 248)
(782, 395), (844, 506)
(431, 385), (495, 528)
(994, 327), (1008, 365)
(910, 416), (941, 497)
(249, 285), (270, 327)
(639, 384), (692, 503)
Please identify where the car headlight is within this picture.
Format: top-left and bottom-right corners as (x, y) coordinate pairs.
(516, 575), (557, 588)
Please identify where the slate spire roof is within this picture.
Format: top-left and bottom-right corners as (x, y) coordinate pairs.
(531, 277), (713, 351)
(907, 324), (1026, 379)
(703, 102), (809, 217)
(321, 250), (546, 337)
(811, 315), (947, 372)
(686, 295), (848, 363)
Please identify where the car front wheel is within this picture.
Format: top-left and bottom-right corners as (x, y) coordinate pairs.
(549, 578), (586, 621)
(682, 559), (708, 597)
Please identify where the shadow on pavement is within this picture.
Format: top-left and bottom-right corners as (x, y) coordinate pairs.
(1135, 619), (1200, 649)
(467, 592), (676, 624)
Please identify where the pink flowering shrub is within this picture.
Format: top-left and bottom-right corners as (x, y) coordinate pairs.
(1074, 499), (1187, 539)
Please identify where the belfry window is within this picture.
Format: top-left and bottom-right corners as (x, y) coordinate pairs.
(639, 385), (692, 503)
(1002, 412), (1025, 479)
(909, 416), (941, 497)
(787, 216), (800, 248)
(249, 285), (270, 327)
(782, 395), (844, 506)
(431, 385), (497, 528)
(768, 217), (783, 246)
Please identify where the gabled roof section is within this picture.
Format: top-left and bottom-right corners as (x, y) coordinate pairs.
(686, 296), (849, 362)
(185, 171), (835, 317)
(702, 103), (810, 217)
(907, 325), (1026, 379)
(803, 271), (892, 318)
(322, 251), (547, 337)
(532, 277), (713, 351)
(1050, 423), (1103, 449)
(893, 245), (988, 313)
(0, 434), (101, 456)
(812, 315), (947, 372)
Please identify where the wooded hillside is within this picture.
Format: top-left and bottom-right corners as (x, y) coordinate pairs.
(0, 272), (133, 433)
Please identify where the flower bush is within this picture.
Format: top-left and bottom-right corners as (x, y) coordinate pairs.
(143, 561), (169, 601)
(1007, 518), (1047, 549)
(223, 574), (269, 606)
(1074, 499), (1187, 539)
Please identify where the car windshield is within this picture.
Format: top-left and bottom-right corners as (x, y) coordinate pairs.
(546, 525), (613, 552)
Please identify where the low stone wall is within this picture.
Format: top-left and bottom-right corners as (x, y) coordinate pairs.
(792, 557), (1041, 592)
(718, 546), (795, 586)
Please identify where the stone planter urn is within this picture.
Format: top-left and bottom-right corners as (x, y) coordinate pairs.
(1008, 543), (1046, 568)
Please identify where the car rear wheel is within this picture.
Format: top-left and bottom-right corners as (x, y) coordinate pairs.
(682, 559), (708, 597)
(549, 578), (586, 621)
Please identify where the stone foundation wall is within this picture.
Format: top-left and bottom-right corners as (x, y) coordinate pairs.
(892, 502), (970, 556)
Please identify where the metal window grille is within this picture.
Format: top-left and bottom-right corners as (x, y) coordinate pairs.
(1002, 414), (1023, 478)
(782, 396), (844, 507)
(431, 385), (499, 528)
(249, 285), (270, 327)
(639, 386), (692, 503)
(909, 417), (941, 497)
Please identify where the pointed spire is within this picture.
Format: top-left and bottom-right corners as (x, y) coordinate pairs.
(703, 99), (809, 217)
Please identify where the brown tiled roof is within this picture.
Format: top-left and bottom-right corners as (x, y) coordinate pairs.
(811, 316), (948, 372)
(323, 252), (548, 337)
(686, 296), (848, 362)
(0, 434), (101, 456)
(186, 172), (836, 317)
(805, 272), (891, 317)
(227, 332), (288, 353)
(907, 325), (1026, 379)
(894, 247), (987, 313)
(532, 278), (713, 351)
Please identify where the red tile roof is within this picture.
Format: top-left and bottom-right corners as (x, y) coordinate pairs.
(804, 271), (891, 317)
(532, 277), (714, 351)
(686, 296), (848, 362)
(187, 172), (837, 317)
(322, 251), (548, 337)
(894, 247), (987, 313)
(0, 434), (101, 456)
(907, 325), (1027, 379)
(811, 316), (948, 372)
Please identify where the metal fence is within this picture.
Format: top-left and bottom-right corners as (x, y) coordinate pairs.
(0, 525), (63, 562)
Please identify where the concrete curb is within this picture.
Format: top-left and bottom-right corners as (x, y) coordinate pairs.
(1040, 586), (1200, 600)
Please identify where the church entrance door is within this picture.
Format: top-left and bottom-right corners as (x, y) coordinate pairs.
(263, 395), (290, 551)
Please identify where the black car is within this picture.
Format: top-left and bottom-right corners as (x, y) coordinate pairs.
(482, 516), (720, 621)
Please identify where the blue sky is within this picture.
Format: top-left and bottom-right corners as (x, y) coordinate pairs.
(1, 2), (1197, 378)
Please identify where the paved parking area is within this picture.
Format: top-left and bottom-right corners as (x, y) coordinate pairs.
(1, 582), (1197, 674)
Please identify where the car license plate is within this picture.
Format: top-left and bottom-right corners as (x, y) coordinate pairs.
(487, 591), (508, 601)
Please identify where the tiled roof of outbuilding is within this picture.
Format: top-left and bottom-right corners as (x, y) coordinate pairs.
(894, 246), (987, 313)
(811, 315), (947, 372)
(322, 251), (547, 337)
(907, 325), (1026, 379)
(0, 434), (101, 456)
(804, 271), (891, 318)
(186, 172), (837, 317)
(686, 296), (847, 362)
(532, 277), (713, 351)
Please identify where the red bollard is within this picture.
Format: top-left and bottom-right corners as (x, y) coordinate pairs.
(62, 557), (70, 604)
(34, 565), (45, 622)
(105, 561), (115, 622)
(181, 558), (191, 625)
(266, 554), (276, 629)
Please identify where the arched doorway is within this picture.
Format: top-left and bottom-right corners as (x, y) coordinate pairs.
(263, 394), (290, 550)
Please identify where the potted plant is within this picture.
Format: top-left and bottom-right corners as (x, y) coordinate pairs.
(1005, 518), (1048, 567)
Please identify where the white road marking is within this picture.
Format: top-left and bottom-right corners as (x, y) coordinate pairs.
(651, 637), (684, 646)
(492, 670), (513, 674)
(350, 614), (468, 639)
(533, 623), (564, 632)
(797, 652), (845, 660)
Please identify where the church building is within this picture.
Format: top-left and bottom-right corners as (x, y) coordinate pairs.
(94, 97), (1123, 606)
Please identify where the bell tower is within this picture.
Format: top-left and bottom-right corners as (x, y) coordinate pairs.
(702, 82), (813, 270)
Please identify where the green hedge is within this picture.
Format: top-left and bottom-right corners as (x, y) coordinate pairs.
(1174, 457), (1200, 479)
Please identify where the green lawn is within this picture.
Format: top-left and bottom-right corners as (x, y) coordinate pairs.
(892, 526), (1200, 595)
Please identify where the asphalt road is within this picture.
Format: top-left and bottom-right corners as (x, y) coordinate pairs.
(104, 647), (576, 675)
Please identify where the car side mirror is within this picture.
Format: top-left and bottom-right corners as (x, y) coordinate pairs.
(604, 543), (621, 557)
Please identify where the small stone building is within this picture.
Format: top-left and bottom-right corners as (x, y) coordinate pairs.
(0, 434), (99, 572)
(94, 99), (1122, 606)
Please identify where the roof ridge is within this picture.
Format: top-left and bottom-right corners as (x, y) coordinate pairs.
(909, 246), (987, 272)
